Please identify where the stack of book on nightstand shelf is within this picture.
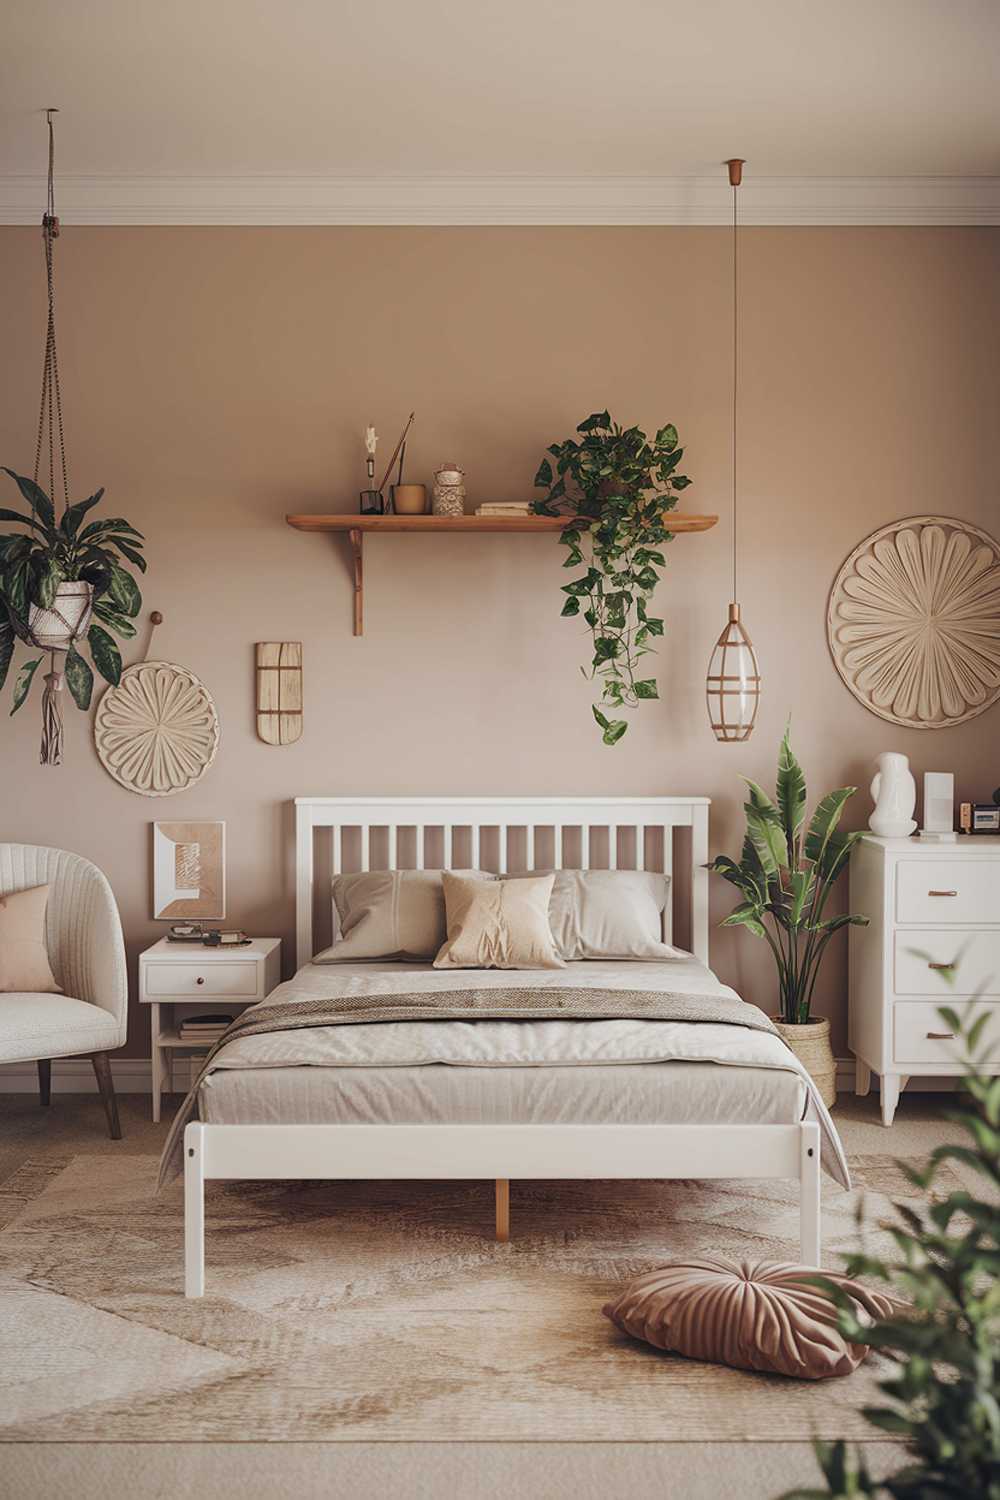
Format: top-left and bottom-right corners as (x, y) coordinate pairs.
(177, 1013), (234, 1044)
(474, 501), (533, 517)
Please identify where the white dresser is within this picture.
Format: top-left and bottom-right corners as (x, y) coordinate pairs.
(849, 836), (1000, 1124)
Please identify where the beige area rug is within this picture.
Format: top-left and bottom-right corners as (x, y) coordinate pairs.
(0, 1140), (951, 1444)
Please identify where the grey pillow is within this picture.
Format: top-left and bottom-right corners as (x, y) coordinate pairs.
(507, 869), (683, 961)
(315, 869), (492, 963)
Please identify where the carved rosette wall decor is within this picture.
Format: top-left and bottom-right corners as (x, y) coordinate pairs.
(827, 515), (1000, 729)
(94, 661), (220, 796)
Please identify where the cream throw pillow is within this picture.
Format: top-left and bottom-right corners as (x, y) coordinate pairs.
(316, 870), (493, 963)
(434, 871), (564, 970)
(0, 885), (61, 993)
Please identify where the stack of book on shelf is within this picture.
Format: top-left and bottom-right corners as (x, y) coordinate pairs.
(177, 1013), (234, 1044)
(474, 501), (534, 517)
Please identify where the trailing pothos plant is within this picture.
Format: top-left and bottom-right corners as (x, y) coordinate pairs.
(0, 468), (145, 713)
(780, 999), (1000, 1500)
(708, 727), (869, 1024)
(531, 412), (690, 745)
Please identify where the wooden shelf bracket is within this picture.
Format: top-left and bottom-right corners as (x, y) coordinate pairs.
(349, 527), (363, 636)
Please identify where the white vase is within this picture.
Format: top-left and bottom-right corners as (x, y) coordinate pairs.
(869, 751), (917, 838)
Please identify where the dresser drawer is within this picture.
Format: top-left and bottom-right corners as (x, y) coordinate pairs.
(143, 961), (260, 998)
(893, 929), (1000, 996)
(895, 860), (1000, 925)
(894, 1000), (1000, 1065)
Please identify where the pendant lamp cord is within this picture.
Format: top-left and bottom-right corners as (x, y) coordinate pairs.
(32, 108), (68, 518)
(731, 177), (738, 605)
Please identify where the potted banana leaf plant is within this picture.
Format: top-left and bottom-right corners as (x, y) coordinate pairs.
(708, 728), (869, 1105)
(0, 468), (145, 764)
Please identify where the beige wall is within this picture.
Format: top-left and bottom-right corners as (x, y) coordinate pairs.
(1, 226), (998, 1057)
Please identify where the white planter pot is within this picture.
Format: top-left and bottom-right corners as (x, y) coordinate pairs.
(773, 1016), (837, 1108)
(28, 580), (93, 652)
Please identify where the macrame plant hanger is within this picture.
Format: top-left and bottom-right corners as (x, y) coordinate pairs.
(32, 109), (72, 765)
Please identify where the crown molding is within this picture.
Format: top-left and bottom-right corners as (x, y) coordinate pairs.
(0, 173), (998, 226)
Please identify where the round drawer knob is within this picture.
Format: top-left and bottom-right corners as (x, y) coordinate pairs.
(196, 976), (205, 985)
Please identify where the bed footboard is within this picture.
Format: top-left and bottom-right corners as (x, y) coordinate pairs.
(182, 1120), (822, 1298)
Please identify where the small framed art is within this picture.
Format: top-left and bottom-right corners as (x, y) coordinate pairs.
(152, 821), (226, 920)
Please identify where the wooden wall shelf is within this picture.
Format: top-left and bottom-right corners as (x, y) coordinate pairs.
(285, 511), (719, 635)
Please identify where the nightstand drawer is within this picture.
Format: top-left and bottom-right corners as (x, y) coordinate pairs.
(894, 1000), (1000, 1064)
(893, 929), (1000, 996)
(896, 860), (1000, 925)
(144, 962), (260, 998)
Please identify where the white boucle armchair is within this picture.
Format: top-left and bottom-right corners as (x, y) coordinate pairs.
(0, 844), (127, 1137)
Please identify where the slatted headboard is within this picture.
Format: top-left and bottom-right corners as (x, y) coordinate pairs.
(294, 796), (710, 969)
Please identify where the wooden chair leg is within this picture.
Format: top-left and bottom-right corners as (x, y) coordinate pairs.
(37, 1059), (51, 1106)
(495, 1178), (510, 1243)
(91, 1052), (122, 1140)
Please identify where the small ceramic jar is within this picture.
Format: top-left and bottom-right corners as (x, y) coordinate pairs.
(433, 464), (465, 518)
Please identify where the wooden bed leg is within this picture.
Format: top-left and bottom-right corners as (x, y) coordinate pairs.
(799, 1122), (821, 1267)
(185, 1122), (206, 1298)
(495, 1178), (510, 1243)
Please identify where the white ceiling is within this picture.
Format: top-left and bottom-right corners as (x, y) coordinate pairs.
(2, 0), (999, 223)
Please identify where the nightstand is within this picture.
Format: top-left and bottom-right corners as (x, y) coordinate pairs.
(849, 836), (1000, 1125)
(139, 937), (281, 1121)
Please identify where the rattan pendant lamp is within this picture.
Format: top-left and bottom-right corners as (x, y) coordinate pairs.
(705, 158), (761, 742)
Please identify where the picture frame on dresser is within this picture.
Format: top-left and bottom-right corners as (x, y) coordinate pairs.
(140, 937), (281, 1121)
(849, 835), (1000, 1125)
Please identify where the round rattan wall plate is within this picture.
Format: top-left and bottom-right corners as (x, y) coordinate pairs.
(94, 660), (220, 796)
(827, 515), (1000, 730)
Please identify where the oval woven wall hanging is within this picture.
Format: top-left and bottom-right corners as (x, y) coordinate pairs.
(94, 661), (220, 796)
(827, 515), (1000, 729)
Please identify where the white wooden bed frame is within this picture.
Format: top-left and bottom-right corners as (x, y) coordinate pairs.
(183, 797), (820, 1296)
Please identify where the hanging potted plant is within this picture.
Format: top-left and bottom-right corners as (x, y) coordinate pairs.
(532, 412), (691, 745)
(0, 468), (145, 760)
(707, 727), (869, 1105)
(0, 110), (148, 764)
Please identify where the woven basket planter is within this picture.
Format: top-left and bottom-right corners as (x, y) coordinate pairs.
(773, 1016), (836, 1108)
(27, 580), (93, 652)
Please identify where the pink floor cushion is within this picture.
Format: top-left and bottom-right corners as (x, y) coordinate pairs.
(603, 1258), (894, 1380)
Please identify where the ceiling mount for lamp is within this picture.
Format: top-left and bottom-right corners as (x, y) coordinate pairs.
(705, 156), (761, 744)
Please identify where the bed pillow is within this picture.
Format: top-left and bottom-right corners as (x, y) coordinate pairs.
(0, 884), (61, 993)
(507, 870), (683, 961)
(603, 1259), (894, 1380)
(316, 869), (492, 963)
(434, 871), (564, 970)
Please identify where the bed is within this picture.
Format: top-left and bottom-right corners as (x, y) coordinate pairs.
(171, 797), (847, 1297)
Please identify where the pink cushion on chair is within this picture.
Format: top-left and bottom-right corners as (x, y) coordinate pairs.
(0, 885), (60, 994)
(603, 1258), (893, 1380)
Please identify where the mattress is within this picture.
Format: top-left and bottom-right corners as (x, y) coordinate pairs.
(200, 1058), (805, 1127)
(197, 957), (807, 1129)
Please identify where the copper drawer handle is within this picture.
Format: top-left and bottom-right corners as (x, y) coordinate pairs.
(926, 1031), (955, 1040)
(928, 889), (958, 897)
(927, 961), (953, 971)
